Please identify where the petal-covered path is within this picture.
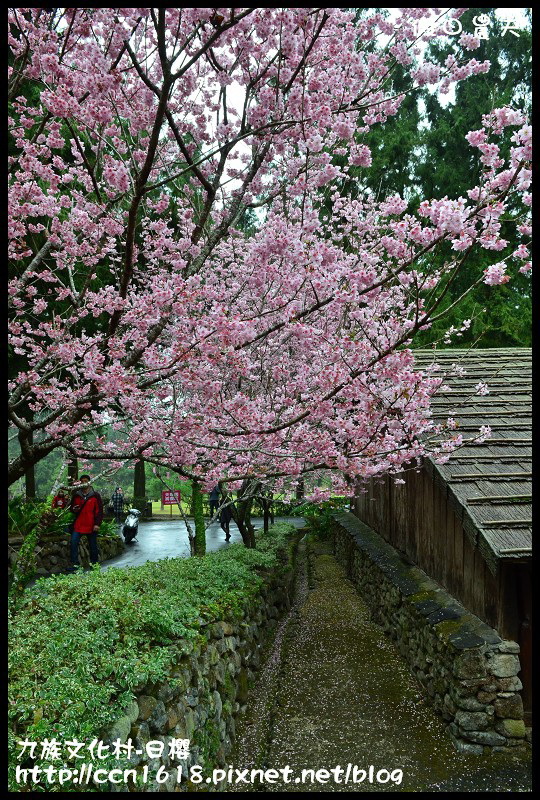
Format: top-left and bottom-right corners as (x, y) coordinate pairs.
(230, 535), (532, 792)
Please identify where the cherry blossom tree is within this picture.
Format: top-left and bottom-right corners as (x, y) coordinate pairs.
(9, 8), (531, 523)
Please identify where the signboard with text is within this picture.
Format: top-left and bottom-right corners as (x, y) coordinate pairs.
(161, 490), (181, 506)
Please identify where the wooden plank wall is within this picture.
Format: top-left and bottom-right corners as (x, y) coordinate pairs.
(516, 564), (532, 721)
(450, 501), (463, 601)
(422, 469), (435, 577)
(352, 468), (501, 632)
(352, 470), (531, 716)
(393, 481), (407, 555)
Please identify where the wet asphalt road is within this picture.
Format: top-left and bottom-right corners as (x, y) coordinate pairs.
(101, 516), (306, 571)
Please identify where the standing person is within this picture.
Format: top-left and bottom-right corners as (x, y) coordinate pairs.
(219, 493), (233, 541)
(111, 486), (125, 522)
(68, 475), (103, 572)
(209, 485), (220, 518)
(52, 487), (69, 509)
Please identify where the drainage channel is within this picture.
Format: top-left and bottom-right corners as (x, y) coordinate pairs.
(227, 533), (311, 791)
(224, 534), (532, 793)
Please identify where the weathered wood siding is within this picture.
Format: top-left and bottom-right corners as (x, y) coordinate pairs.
(353, 469), (502, 632)
(354, 468), (532, 719)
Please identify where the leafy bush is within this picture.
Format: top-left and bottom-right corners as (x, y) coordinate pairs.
(8, 497), (71, 539)
(271, 498), (307, 516)
(293, 497), (349, 537)
(9, 498), (120, 540)
(8, 523), (296, 792)
(98, 518), (120, 539)
(8, 500), (75, 597)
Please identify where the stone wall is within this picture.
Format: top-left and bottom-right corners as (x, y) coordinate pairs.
(97, 542), (297, 792)
(332, 512), (530, 755)
(8, 533), (125, 578)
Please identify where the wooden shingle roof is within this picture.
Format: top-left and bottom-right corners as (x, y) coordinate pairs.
(413, 348), (532, 575)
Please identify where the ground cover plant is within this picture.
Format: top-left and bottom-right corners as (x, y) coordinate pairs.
(8, 522), (296, 791)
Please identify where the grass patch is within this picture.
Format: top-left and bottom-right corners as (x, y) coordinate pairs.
(151, 500), (191, 515)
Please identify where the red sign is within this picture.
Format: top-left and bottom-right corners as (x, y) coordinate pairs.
(161, 490), (181, 505)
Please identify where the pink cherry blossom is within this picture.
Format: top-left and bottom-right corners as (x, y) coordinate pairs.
(483, 263), (510, 285)
(7, 9), (532, 505)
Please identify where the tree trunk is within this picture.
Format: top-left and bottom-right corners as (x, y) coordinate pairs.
(232, 479), (258, 548)
(228, 499), (249, 547)
(263, 491), (274, 529)
(269, 493), (275, 524)
(296, 477), (305, 501)
(18, 410), (36, 499)
(23, 433), (36, 500)
(191, 480), (206, 556)
(67, 454), (78, 488)
(134, 458), (146, 496)
(263, 498), (269, 534)
(133, 458), (147, 513)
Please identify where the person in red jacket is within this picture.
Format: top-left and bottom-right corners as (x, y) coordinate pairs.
(68, 475), (103, 571)
(52, 487), (69, 509)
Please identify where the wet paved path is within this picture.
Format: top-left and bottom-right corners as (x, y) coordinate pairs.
(230, 536), (532, 792)
(101, 517), (306, 571)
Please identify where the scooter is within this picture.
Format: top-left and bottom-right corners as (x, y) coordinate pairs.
(122, 507), (141, 544)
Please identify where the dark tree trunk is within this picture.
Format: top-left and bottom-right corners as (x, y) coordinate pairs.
(268, 492), (275, 524)
(263, 498), (269, 534)
(296, 477), (305, 501)
(8, 438), (59, 487)
(133, 458), (147, 513)
(24, 460), (36, 500)
(191, 479), (206, 556)
(18, 422), (35, 499)
(231, 480), (259, 548)
(228, 499), (250, 547)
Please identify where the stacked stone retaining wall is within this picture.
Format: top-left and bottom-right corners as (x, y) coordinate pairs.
(8, 533), (125, 578)
(96, 539), (298, 792)
(332, 512), (530, 755)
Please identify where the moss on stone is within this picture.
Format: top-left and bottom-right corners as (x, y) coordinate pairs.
(497, 719), (526, 738)
(408, 589), (437, 604)
(193, 718), (222, 770)
(221, 670), (237, 703)
(434, 618), (467, 640)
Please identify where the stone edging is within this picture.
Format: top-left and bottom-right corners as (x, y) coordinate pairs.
(331, 512), (530, 755)
(8, 534), (125, 578)
(95, 534), (300, 792)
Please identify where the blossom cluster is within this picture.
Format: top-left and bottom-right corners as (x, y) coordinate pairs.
(8, 8), (532, 495)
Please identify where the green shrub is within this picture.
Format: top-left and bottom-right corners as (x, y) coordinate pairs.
(8, 497), (71, 539)
(293, 497), (349, 537)
(8, 500), (118, 598)
(9, 500), (74, 597)
(8, 523), (296, 792)
(98, 518), (120, 539)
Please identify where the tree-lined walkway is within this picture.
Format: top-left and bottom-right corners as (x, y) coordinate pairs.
(99, 517), (306, 570)
(230, 536), (531, 792)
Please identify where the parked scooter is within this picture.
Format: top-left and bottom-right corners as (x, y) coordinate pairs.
(122, 507), (141, 544)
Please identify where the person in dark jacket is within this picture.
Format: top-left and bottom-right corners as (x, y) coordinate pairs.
(111, 486), (125, 522)
(219, 493), (233, 541)
(209, 485), (220, 518)
(68, 475), (103, 571)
